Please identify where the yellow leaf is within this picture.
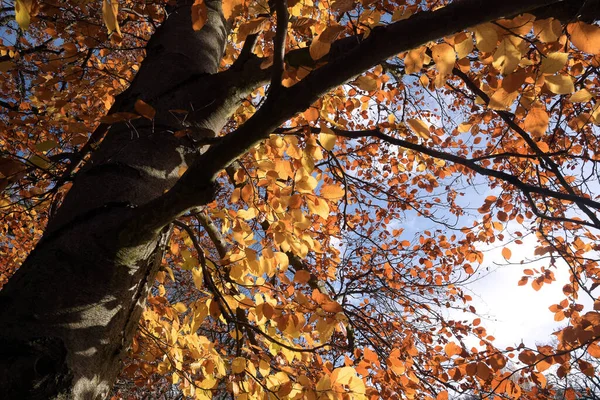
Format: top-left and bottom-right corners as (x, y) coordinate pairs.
(307, 196), (329, 219)
(570, 88), (592, 103)
(431, 43), (456, 76)
(173, 302), (187, 313)
(192, 0), (208, 31)
(488, 87), (519, 110)
(492, 37), (522, 75)
(320, 184), (344, 200)
(309, 25), (345, 60)
(134, 99), (156, 120)
(231, 357), (246, 374)
(14, 0), (33, 30)
(540, 52), (568, 74)
(502, 247), (512, 260)
(319, 126), (337, 151)
(473, 23), (498, 53)
(354, 75), (378, 91)
(533, 18), (562, 43)
(523, 106), (549, 138)
(331, 366), (356, 385)
(407, 118), (430, 140)
(545, 74), (575, 95)
(237, 17), (268, 42)
(296, 174), (318, 192)
(454, 32), (474, 59)
(568, 21), (600, 54)
(101, 0), (120, 35)
(404, 47), (426, 74)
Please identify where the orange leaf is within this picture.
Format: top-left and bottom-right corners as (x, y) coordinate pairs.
(518, 350), (536, 365)
(134, 99), (156, 120)
(502, 247), (512, 260)
(192, 0), (208, 31)
(568, 21), (600, 54)
(523, 106), (549, 138)
(294, 270), (311, 284)
(444, 342), (462, 357)
(431, 43), (456, 76)
(321, 184), (344, 200)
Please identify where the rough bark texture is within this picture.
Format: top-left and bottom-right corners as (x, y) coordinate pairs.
(0, 0), (589, 398)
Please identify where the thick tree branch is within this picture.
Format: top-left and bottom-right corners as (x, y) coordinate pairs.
(119, 0), (567, 245)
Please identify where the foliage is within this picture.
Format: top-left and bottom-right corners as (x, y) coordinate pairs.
(1, 0), (600, 399)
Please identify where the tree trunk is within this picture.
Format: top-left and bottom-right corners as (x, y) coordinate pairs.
(0, 2), (241, 398)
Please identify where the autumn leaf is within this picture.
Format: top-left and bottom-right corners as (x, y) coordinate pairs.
(540, 52), (568, 74)
(134, 99), (156, 120)
(473, 23), (498, 52)
(568, 21), (600, 54)
(320, 184), (344, 200)
(570, 88), (592, 103)
(191, 0), (208, 31)
(14, 0), (33, 30)
(444, 342), (462, 357)
(102, 0), (120, 35)
(319, 126), (337, 150)
(309, 24), (345, 60)
(502, 247), (512, 260)
(523, 105), (549, 138)
(407, 118), (430, 140)
(353, 75), (379, 91)
(545, 74), (575, 95)
(431, 43), (456, 76)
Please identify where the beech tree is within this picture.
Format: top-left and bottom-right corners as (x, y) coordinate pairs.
(1, 0), (600, 398)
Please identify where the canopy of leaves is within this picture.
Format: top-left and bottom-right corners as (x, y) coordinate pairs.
(2, 0), (600, 399)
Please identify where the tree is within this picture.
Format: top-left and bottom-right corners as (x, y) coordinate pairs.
(1, 0), (600, 398)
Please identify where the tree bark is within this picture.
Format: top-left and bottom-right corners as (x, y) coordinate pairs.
(0, 0), (581, 398)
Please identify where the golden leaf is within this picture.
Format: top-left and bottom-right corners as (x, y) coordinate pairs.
(319, 126), (337, 151)
(431, 43), (456, 76)
(545, 74), (575, 95)
(488, 87), (519, 110)
(473, 23), (498, 53)
(309, 25), (345, 60)
(570, 88), (592, 103)
(568, 21), (600, 54)
(533, 18), (562, 43)
(540, 52), (568, 74)
(14, 0), (33, 30)
(353, 75), (378, 91)
(231, 357), (246, 374)
(407, 118), (430, 140)
(502, 247), (512, 260)
(101, 0), (120, 35)
(493, 37), (522, 75)
(454, 32), (474, 59)
(320, 184), (344, 200)
(404, 47), (426, 74)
